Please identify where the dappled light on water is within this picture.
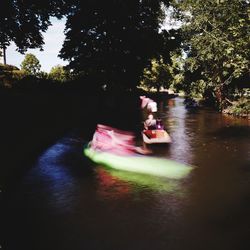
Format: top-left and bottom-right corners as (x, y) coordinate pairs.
(164, 98), (193, 164)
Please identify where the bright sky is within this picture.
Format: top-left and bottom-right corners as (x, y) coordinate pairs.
(7, 17), (67, 73)
(160, 6), (182, 32)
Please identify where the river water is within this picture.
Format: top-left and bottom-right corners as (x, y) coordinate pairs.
(3, 97), (250, 250)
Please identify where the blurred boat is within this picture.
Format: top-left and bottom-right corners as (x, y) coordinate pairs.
(83, 124), (192, 179)
(84, 145), (192, 179)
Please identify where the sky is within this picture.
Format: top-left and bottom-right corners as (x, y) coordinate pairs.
(6, 9), (181, 73)
(6, 17), (67, 73)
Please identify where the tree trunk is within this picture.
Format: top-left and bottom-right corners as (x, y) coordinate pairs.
(215, 84), (226, 110)
(3, 46), (6, 65)
(215, 87), (222, 104)
(156, 85), (160, 93)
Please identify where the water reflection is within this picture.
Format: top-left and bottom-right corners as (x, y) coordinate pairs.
(95, 166), (185, 198)
(24, 140), (78, 213)
(159, 98), (193, 164)
(95, 167), (132, 200)
(3, 97), (250, 250)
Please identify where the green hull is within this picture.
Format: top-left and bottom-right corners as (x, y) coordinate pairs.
(84, 147), (193, 179)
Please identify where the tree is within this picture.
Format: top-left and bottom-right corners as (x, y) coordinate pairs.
(0, 0), (66, 63)
(0, 63), (21, 87)
(172, 0), (250, 107)
(0, 1), (183, 91)
(0, 1), (181, 91)
(166, 51), (185, 91)
(59, 0), (172, 90)
(0, 47), (6, 65)
(141, 58), (172, 92)
(21, 54), (41, 76)
(49, 65), (69, 82)
(141, 50), (185, 92)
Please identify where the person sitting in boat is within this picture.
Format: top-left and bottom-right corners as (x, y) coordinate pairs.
(156, 118), (164, 130)
(144, 114), (157, 130)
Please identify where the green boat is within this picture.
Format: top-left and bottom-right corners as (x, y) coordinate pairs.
(84, 146), (193, 179)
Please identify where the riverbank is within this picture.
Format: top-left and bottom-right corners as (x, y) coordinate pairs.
(180, 94), (250, 119)
(222, 98), (250, 119)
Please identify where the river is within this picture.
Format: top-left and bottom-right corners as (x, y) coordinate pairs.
(2, 97), (250, 250)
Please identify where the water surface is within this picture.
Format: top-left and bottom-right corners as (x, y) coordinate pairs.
(3, 98), (250, 250)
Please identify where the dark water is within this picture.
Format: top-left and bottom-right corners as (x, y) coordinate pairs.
(3, 98), (250, 250)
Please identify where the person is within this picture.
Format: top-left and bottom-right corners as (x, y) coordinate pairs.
(147, 101), (157, 112)
(156, 118), (164, 130)
(91, 124), (135, 155)
(144, 114), (157, 130)
(90, 124), (151, 155)
(140, 96), (158, 112)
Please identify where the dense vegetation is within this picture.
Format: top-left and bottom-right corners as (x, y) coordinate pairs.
(173, 0), (249, 106)
(141, 0), (249, 115)
(0, 0), (249, 116)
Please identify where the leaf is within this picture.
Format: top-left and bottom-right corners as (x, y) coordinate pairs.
(222, 70), (229, 76)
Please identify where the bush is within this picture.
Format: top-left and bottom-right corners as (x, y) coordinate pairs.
(223, 98), (250, 118)
(0, 64), (22, 87)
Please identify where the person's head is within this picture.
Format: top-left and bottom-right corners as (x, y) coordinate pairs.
(148, 114), (154, 120)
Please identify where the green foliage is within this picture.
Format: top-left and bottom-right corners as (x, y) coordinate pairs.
(12, 69), (26, 80)
(49, 65), (70, 82)
(224, 98), (250, 117)
(38, 71), (49, 79)
(0, 63), (24, 87)
(167, 51), (185, 91)
(141, 58), (172, 91)
(0, 63), (19, 72)
(1, 1), (180, 91)
(21, 54), (41, 76)
(141, 51), (185, 92)
(59, 1), (172, 90)
(0, 1), (65, 53)
(172, 0), (250, 104)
